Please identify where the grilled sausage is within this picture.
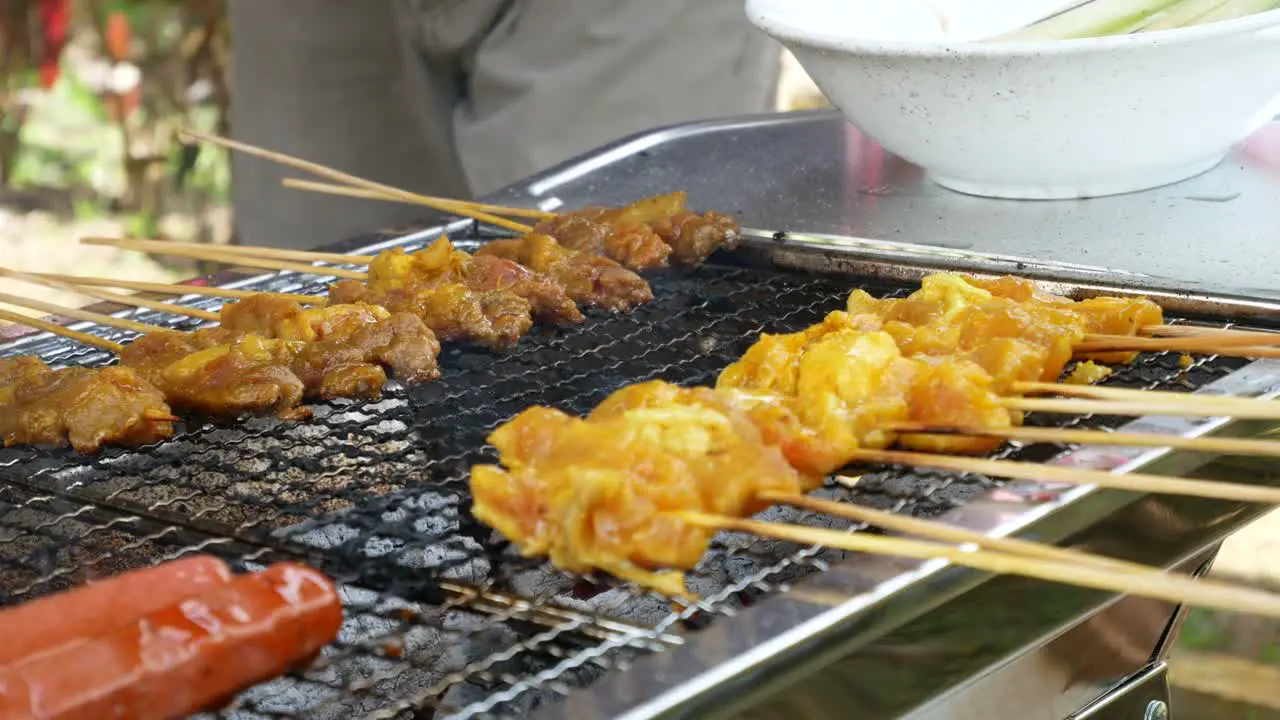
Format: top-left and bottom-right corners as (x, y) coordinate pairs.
(0, 562), (344, 720)
(0, 555), (233, 667)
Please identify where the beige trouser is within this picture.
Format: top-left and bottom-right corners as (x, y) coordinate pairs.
(227, 0), (781, 250)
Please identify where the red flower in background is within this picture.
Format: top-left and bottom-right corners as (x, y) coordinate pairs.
(37, 0), (71, 89)
(103, 9), (140, 120)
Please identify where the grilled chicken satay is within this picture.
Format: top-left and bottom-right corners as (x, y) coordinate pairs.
(532, 192), (742, 270)
(471, 382), (809, 596)
(474, 233), (653, 313)
(0, 356), (176, 454)
(472, 349), (1023, 597)
(845, 273), (1164, 377)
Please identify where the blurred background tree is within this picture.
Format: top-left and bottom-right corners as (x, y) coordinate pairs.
(0, 0), (229, 244)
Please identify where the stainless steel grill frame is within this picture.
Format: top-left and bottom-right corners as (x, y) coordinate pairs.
(2, 114), (1280, 719)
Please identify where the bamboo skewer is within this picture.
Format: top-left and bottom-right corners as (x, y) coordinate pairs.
(281, 178), (557, 221)
(1081, 332), (1280, 351)
(178, 130), (536, 235)
(29, 274), (322, 305)
(886, 422), (1280, 458)
(1000, 395), (1280, 421)
(681, 512), (1280, 619)
(79, 239), (375, 267)
(1014, 381), (1276, 410)
(1146, 324), (1280, 340)
(1077, 340), (1280, 357)
(847, 447), (1280, 505)
(0, 307), (123, 353)
(761, 491), (1151, 573)
(0, 290), (161, 336)
(0, 267), (220, 323)
(79, 237), (368, 281)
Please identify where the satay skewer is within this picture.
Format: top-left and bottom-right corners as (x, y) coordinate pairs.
(0, 307), (123, 353)
(85, 237), (375, 266)
(1146, 324), (1280, 340)
(79, 237), (1280, 357)
(27, 273), (322, 304)
(0, 267), (220, 322)
(847, 448), (1280, 505)
(1000, 395), (1280, 420)
(16, 270), (1280, 462)
(0, 289), (158, 335)
(281, 178), (558, 221)
(680, 512), (1280, 619)
(886, 422), (1280, 458)
(80, 237), (367, 280)
(178, 129), (536, 235)
(760, 492), (1147, 573)
(1080, 332), (1280, 351)
(1013, 381), (1278, 411)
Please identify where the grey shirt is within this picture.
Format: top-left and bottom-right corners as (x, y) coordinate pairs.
(227, 0), (781, 249)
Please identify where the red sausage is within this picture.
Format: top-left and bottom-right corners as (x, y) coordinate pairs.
(0, 562), (344, 720)
(0, 555), (233, 667)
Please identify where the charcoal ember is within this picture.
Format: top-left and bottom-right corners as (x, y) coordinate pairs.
(554, 586), (672, 628)
(386, 537), (492, 584)
(440, 623), (520, 673)
(508, 565), (577, 600)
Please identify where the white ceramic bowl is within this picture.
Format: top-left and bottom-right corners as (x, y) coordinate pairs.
(747, 0), (1280, 199)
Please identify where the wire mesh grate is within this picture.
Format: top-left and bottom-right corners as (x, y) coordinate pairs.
(0, 233), (1255, 718)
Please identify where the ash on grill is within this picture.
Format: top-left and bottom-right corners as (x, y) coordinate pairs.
(0, 232), (1252, 718)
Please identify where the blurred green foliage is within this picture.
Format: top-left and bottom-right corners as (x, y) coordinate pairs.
(1, 0), (229, 237)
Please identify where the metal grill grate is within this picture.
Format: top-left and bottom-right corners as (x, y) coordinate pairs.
(0, 233), (1255, 719)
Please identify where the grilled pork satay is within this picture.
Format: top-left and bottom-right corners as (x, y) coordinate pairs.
(324, 237), (582, 350)
(474, 233), (653, 313)
(329, 280), (531, 351)
(120, 332), (310, 419)
(647, 209), (742, 268)
(532, 192), (742, 270)
(531, 210), (672, 271)
(322, 241), (539, 351)
(0, 357), (176, 454)
(218, 296), (442, 388)
(366, 238), (583, 326)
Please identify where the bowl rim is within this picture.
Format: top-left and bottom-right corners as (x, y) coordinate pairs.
(745, 0), (1280, 56)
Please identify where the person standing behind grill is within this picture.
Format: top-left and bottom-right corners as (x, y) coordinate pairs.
(227, 0), (781, 250)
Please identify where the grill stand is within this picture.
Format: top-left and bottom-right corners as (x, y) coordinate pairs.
(2, 114), (1280, 719)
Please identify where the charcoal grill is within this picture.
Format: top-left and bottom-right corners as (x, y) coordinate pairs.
(4, 111), (1280, 720)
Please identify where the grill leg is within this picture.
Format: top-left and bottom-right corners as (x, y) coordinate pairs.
(1069, 663), (1171, 720)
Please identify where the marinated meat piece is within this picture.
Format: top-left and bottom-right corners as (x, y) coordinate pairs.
(651, 210), (741, 267)
(329, 246), (537, 350)
(157, 335), (309, 419)
(366, 238), (580, 327)
(547, 192), (741, 268)
(532, 212), (672, 271)
(475, 233), (652, 312)
(290, 308), (441, 398)
(218, 294), (312, 339)
(117, 329), (232, 386)
(471, 381), (807, 597)
(1, 364), (175, 453)
(465, 253), (584, 325)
